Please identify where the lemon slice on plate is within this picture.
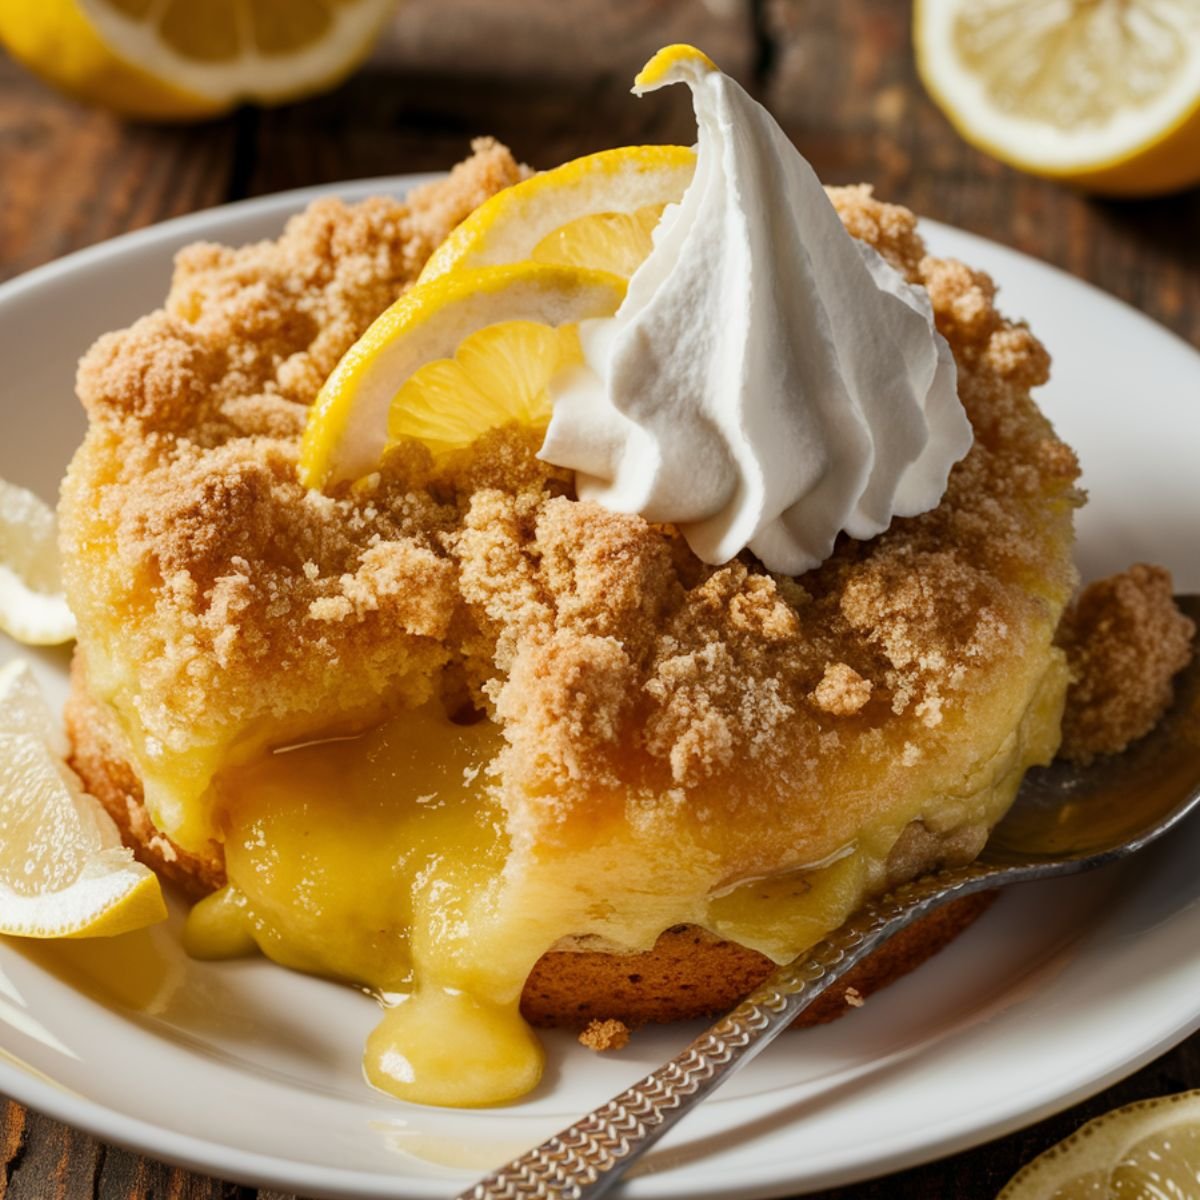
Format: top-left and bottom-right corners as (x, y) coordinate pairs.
(999, 1090), (1200, 1198)
(0, 660), (166, 939)
(916, 0), (1200, 196)
(0, 478), (75, 647)
(300, 262), (626, 488)
(418, 145), (694, 284)
(0, 0), (395, 121)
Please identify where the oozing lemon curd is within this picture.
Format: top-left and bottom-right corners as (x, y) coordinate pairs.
(181, 656), (1067, 1107)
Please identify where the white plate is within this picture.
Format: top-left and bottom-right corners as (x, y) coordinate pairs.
(1, 178), (1198, 1200)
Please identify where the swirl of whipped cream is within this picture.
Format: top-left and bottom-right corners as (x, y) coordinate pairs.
(539, 47), (973, 575)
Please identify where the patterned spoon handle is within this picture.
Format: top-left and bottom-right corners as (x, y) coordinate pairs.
(456, 862), (998, 1200)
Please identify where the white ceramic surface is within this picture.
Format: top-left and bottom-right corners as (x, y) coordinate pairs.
(0, 178), (1198, 1200)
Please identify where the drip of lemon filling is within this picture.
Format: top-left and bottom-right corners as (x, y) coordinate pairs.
(183, 661), (1066, 1108)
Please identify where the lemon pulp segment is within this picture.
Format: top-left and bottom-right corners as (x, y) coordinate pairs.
(530, 205), (666, 278)
(953, 0), (1194, 131)
(388, 321), (583, 459)
(916, 0), (1200, 195)
(184, 657), (1067, 1107)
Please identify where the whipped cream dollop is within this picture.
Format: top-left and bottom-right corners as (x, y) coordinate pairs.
(539, 47), (973, 574)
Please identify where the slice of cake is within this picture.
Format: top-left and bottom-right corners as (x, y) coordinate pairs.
(59, 48), (1094, 1107)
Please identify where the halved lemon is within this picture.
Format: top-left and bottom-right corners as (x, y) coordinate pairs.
(0, 0), (395, 121)
(916, 0), (1200, 196)
(999, 1089), (1200, 1198)
(300, 262), (627, 487)
(0, 478), (76, 647)
(0, 660), (166, 939)
(418, 145), (695, 284)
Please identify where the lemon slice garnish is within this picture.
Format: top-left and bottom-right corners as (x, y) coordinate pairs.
(916, 0), (1200, 196)
(300, 262), (627, 488)
(418, 145), (694, 284)
(0, 0), (395, 121)
(0, 660), (166, 939)
(0, 478), (75, 647)
(999, 1089), (1200, 1199)
(530, 205), (667, 278)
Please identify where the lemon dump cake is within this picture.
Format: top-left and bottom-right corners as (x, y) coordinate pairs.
(55, 47), (1174, 1108)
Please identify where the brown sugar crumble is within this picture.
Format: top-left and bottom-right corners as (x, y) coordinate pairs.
(1058, 564), (1195, 764)
(60, 149), (1082, 870)
(578, 1018), (631, 1053)
(812, 662), (872, 716)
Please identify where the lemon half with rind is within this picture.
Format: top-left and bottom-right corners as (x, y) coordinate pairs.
(999, 1089), (1200, 1199)
(418, 145), (695, 284)
(0, 0), (395, 121)
(0, 478), (76, 647)
(0, 660), (166, 940)
(300, 262), (627, 488)
(916, 0), (1200, 196)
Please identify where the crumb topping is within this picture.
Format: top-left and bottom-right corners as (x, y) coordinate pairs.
(60, 158), (1081, 862)
(812, 662), (873, 716)
(577, 1018), (631, 1052)
(1058, 564), (1195, 763)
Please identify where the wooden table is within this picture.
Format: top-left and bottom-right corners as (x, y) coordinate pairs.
(1, 2), (1197, 1196)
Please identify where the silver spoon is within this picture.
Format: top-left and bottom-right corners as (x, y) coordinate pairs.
(459, 595), (1200, 1200)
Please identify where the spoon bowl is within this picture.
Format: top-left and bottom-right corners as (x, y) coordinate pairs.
(986, 595), (1200, 867)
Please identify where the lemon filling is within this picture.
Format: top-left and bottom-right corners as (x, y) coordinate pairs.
(183, 657), (1067, 1108)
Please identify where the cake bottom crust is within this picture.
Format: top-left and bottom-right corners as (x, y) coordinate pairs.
(64, 654), (994, 1030)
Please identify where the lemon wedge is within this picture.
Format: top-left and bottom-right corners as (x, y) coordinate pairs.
(916, 0), (1200, 196)
(0, 660), (166, 939)
(418, 145), (694, 284)
(0, 478), (75, 647)
(999, 1089), (1200, 1198)
(300, 262), (626, 488)
(0, 0), (395, 121)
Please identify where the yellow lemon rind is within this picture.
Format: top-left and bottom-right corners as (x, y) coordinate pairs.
(418, 144), (695, 284)
(0, 868), (167, 940)
(634, 43), (718, 92)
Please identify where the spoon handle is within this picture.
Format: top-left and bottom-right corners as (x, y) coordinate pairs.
(457, 862), (998, 1200)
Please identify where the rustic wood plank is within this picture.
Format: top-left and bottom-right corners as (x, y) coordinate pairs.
(241, 0), (754, 195)
(1, 1107), (102, 1200)
(93, 1138), (256, 1199)
(765, 0), (1200, 348)
(0, 55), (238, 285)
(0, 1099), (26, 1198)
